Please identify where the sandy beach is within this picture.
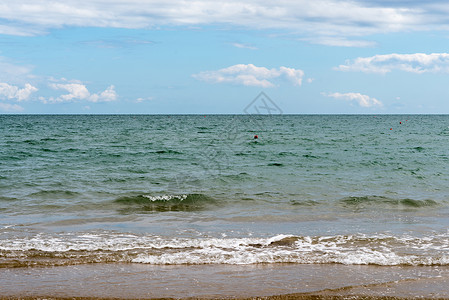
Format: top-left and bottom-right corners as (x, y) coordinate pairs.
(1, 264), (449, 299)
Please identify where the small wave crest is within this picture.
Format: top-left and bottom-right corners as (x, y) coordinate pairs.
(114, 193), (216, 212)
(2, 232), (449, 268)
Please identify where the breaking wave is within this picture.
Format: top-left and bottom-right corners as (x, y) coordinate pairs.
(2, 232), (449, 268)
(114, 193), (217, 212)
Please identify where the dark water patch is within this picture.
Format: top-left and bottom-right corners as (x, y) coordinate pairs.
(439, 127), (449, 135)
(1, 155), (20, 161)
(0, 196), (18, 202)
(268, 163), (284, 166)
(154, 150), (183, 155)
(360, 160), (390, 167)
(22, 139), (41, 145)
(196, 126), (212, 133)
(413, 146), (425, 152)
(235, 152), (254, 156)
(110, 144), (128, 149)
(278, 151), (298, 156)
(221, 172), (251, 181)
(248, 140), (263, 145)
(254, 191), (282, 197)
(290, 200), (320, 207)
(104, 152), (122, 158)
(303, 154), (320, 159)
(62, 147), (86, 153)
(104, 177), (128, 183)
(115, 193), (217, 212)
(40, 137), (58, 142)
(40, 148), (58, 153)
(340, 196), (439, 209)
(126, 168), (149, 174)
(410, 168), (421, 175)
(27, 190), (81, 199)
(400, 198), (438, 207)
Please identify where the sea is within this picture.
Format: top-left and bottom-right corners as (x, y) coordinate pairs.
(1, 114), (449, 298)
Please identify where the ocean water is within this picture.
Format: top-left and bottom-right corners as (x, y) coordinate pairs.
(1, 114), (449, 271)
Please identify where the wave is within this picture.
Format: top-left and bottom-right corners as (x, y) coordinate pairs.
(0, 196), (18, 202)
(290, 200), (320, 207)
(27, 190), (81, 199)
(339, 196), (439, 209)
(2, 232), (449, 268)
(115, 193), (217, 212)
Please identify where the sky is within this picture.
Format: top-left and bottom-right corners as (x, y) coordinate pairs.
(1, 0), (449, 114)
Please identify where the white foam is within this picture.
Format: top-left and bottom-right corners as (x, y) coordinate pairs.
(142, 194), (188, 202)
(0, 225), (15, 230)
(2, 232), (449, 266)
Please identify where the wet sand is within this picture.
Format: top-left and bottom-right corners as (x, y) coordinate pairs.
(1, 264), (449, 299)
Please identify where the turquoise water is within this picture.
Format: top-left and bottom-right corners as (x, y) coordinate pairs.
(1, 115), (449, 267)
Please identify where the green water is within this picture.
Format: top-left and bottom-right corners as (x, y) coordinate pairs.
(1, 115), (449, 267)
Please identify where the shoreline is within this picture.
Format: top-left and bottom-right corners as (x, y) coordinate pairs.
(0, 297), (444, 300)
(3, 292), (448, 300)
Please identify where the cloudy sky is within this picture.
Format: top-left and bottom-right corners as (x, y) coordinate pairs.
(1, 0), (449, 114)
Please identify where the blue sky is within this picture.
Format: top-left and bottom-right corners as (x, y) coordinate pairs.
(1, 0), (449, 114)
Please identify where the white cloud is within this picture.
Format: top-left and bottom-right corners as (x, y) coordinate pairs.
(88, 85), (118, 102)
(49, 83), (90, 102)
(136, 96), (154, 103)
(336, 53), (449, 74)
(303, 37), (376, 48)
(324, 92), (383, 107)
(47, 83), (117, 103)
(0, 24), (43, 36)
(0, 82), (38, 101)
(0, 102), (24, 112)
(1, 1), (447, 45)
(0, 57), (118, 106)
(232, 43), (258, 50)
(193, 64), (304, 87)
